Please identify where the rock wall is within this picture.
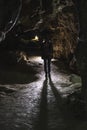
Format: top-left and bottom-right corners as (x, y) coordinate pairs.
(19, 0), (78, 59)
(74, 0), (87, 99)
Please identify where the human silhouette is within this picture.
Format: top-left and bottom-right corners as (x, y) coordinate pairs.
(41, 39), (53, 78)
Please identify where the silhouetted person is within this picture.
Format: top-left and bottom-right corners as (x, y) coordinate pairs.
(41, 39), (53, 78)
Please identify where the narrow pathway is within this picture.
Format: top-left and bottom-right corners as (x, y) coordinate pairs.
(0, 56), (86, 130)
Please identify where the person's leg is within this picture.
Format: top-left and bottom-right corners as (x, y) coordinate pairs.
(44, 59), (47, 78)
(48, 58), (51, 78)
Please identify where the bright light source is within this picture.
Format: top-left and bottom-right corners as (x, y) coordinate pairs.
(32, 35), (39, 41)
(35, 35), (39, 41)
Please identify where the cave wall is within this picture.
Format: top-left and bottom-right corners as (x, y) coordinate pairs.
(74, 0), (87, 98)
(20, 0), (40, 29)
(19, 0), (78, 60)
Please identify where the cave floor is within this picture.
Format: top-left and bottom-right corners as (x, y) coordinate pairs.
(0, 56), (87, 130)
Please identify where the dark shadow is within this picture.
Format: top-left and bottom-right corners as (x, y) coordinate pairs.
(35, 79), (48, 130)
(49, 76), (64, 110)
(0, 63), (39, 84)
(52, 60), (72, 74)
(49, 77), (79, 130)
(49, 76), (87, 120)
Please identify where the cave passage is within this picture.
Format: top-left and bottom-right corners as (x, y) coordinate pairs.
(0, 0), (87, 130)
(0, 55), (85, 130)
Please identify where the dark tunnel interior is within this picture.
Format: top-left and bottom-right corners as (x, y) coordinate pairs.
(0, 0), (87, 130)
